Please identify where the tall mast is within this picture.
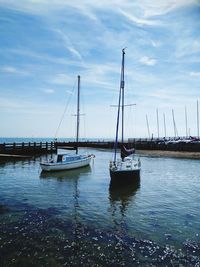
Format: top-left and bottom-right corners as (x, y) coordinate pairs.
(197, 100), (199, 139)
(172, 109), (176, 138)
(76, 75), (80, 154)
(156, 108), (159, 139)
(121, 48), (125, 144)
(163, 113), (166, 138)
(172, 109), (178, 138)
(146, 114), (150, 139)
(185, 106), (188, 138)
(113, 49), (125, 163)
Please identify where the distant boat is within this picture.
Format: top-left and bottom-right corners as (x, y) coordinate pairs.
(109, 49), (141, 181)
(40, 75), (94, 172)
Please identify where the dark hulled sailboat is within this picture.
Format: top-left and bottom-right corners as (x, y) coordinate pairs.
(109, 49), (141, 182)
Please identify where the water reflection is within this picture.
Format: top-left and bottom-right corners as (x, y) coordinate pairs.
(40, 166), (91, 181)
(109, 179), (140, 229)
(0, 157), (37, 169)
(109, 179), (140, 205)
(40, 167), (92, 228)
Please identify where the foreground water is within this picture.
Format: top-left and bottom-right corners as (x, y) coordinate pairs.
(0, 148), (200, 266)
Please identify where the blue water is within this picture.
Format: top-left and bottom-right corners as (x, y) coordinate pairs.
(0, 146), (200, 266)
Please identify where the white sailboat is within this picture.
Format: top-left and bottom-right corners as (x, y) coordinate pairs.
(40, 75), (94, 172)
(109, 49), (141, 181)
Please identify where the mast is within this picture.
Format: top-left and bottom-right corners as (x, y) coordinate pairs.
(163, 113), (166, 139)
(197, 100), (199, 139)
(185, 106), (188, 138)
(172, 109), (178, 138)
(156, 108), (159, 139)
(113, 48), (125, 163)
(121, 48), (125, 144)
(172, 109), (176, 138)
(146, 114), (150, 139)
(76, 75), (80, 154)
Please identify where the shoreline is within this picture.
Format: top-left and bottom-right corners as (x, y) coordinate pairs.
(137, 150), (200, 159)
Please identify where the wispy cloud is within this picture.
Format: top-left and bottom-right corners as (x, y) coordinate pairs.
(55, 29), (83, 61)
(0, 66), (29, 75)
(118, 9), (161, 26)
(151, 40), (162, 48)
(175, 38), (200, 58)
(141, 0), (199, 17)
(139, 56), (157, 66)
(1, 0), (197, 17)
(0, 0), (200, 137)
(0, 95), (51, 114)
(189, 72), (200, 77)
(6, 49), (78, 66)
(42, 88), (55, 94)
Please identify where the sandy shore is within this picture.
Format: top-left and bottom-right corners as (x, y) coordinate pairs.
(137, 150), (200, 159)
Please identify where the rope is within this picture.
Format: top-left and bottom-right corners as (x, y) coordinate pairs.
(54, 80), (76, 139)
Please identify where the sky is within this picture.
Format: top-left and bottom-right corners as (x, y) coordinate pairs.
(0, 0), (200, 139)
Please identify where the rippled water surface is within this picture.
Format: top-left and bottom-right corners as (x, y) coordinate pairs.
(0, 148), (200, 266)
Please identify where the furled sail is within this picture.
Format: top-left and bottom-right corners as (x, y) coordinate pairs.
(121, 145), (135, 159)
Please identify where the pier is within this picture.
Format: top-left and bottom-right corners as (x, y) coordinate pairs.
(0, 142), (56, 157)
(0, 138), (200, 158)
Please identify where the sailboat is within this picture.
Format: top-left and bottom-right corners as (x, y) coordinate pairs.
(40, 75), (94, 172)
(109, 49), (141, 181)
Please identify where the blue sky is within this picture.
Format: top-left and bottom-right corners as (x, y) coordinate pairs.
(0, 0), (200, 139)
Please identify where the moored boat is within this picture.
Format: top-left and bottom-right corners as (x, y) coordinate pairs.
(40, 75), (94, 172)
(109, 48), (141, 181)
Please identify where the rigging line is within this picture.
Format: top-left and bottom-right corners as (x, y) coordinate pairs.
(54, 80), (76, 139)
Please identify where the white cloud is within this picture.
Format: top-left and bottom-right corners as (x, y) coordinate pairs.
(176, 38), (200, 58)
(141, 0), (199, 18)
(151, 40), (162, 48)
(0, 66), (29, 75)
(43, 88), (55, 94)
(189, 72), (200, 77)
(0, 0), (200, 138)
(55, 29), (83, 61)
(0, 96), (50, 114)
(0, 0), (198, 21)
(7, 49), (78, 66)
(50, 74), (70, 85)
(119, 9), (161, 26)
(1, 66), (17, 73)
(65, 90), (73, 94)
(139, 56), (157, 66)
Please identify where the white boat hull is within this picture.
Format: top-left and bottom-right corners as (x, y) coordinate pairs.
(40, 155), (92, 172)
(109, 157), (141, 181)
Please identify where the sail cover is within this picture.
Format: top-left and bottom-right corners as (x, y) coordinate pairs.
(121, 145), (135, 159)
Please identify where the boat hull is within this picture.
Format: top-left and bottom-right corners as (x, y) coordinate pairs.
(40, 156), (92, 172)
(110, 168), (140, 183)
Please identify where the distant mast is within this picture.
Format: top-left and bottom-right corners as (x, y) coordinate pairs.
(197, 100), (199, 139)
(163, 113), (166, 139)
(76, 75), (80, 154)
(172, 109), (178, 138)
(156, 108), (159, 139)
(185, 106), (188, 138)
(146, 114), (150, 139)
(172, 109), (176, 138)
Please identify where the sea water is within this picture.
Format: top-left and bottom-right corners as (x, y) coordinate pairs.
(0, 144), (200, 266)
